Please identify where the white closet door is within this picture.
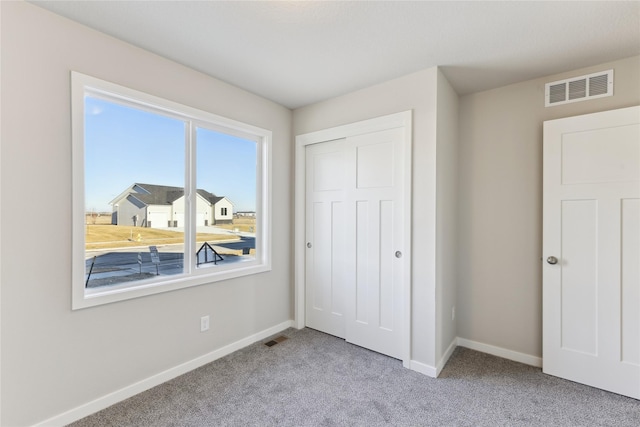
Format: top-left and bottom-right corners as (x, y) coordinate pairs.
(344, 128), (405, 359)
(305, 127), (406, 360)
(305, 139), (347, 339)
(543, 106), (640, 399)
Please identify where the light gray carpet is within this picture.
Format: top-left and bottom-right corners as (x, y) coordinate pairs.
(69, 327), (640, 426)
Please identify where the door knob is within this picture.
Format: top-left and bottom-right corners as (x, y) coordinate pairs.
(547, 256), (558, 265)
(307, 242), (312, 248)
(395, 251), (402, 258)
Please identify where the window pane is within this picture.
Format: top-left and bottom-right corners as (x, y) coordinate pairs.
(84, 96), (186, 288)
(195, 127), (258, 268)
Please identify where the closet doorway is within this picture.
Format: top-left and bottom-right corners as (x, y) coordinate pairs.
(295, 112), (412, 363)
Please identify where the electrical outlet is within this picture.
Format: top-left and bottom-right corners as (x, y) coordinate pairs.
(452, 307), (456, 321)
(200, 315), (210, 332)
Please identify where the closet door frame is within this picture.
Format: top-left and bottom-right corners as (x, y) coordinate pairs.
(294, 111), (413, 367)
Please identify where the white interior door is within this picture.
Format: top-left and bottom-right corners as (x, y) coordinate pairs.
(305, 127), (407, 360)
(543, 106), (640, 399)
(305, 139), (347, 339)
(344, 128), (405, 359)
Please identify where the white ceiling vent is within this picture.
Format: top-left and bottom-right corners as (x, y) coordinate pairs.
(545, 70), (613, 107)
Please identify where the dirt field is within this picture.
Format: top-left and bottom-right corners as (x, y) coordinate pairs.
(85, 213), (256, 230)
(85, 225), (232, 250)
(85, 214), (256, 250)
(216, 216), (257, 233)
(85, 213), (112, 225)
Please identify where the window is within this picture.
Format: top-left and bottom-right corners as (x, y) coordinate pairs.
(72, 72), (271, 309)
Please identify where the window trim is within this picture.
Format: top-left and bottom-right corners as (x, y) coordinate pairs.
(72, 71), (272, 309)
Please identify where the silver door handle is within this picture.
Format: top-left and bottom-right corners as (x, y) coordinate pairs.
(395, 251), (402, 258)
(547, 256), (558, 265)
(307, 242), (312, 248)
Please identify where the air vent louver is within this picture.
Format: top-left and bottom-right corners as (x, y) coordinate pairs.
(545, 69), (613, 107)
(549, 83), (567, 104)
(589, 74), (609, 96)
(568, 79), (586, 100)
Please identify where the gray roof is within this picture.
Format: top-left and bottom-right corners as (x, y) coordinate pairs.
(128, 183), (223, 206)
(196, 189), (225, 205)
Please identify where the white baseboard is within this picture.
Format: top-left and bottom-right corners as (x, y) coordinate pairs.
(34, 320), (294, 427)
(409, 337), (541, 380)
(409, 337), (458, 379)
(456, 337), (542, 368)
(436, 337), (458, 376)
(409, 360), (437, 378)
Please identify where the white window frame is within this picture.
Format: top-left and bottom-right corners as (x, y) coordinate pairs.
(72, 71), (272, 309)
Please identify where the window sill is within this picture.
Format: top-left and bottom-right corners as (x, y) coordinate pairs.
(73, 262), (271, 310)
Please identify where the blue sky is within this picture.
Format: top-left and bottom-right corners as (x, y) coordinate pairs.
(85, 96), (257, 212)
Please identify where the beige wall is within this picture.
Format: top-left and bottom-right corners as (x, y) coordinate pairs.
(0, 2), (292, 425)
(457, 55), (640, 358)
(294, 67), (458, 370)
(435, 69), (459, 363)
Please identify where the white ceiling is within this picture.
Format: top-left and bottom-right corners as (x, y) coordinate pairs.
(30, 1), (640, 109)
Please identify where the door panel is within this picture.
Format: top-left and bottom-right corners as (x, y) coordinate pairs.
(356, 141), (394, 188)
(330, 201), (347, 317)
(308, 200), (347, 316)
(560, 199), (597, 355)
(543, 106), (640, 399)
(355, 200), (370, 325)
(379, 200), (394, 331)
(561, 124), (639, 184)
